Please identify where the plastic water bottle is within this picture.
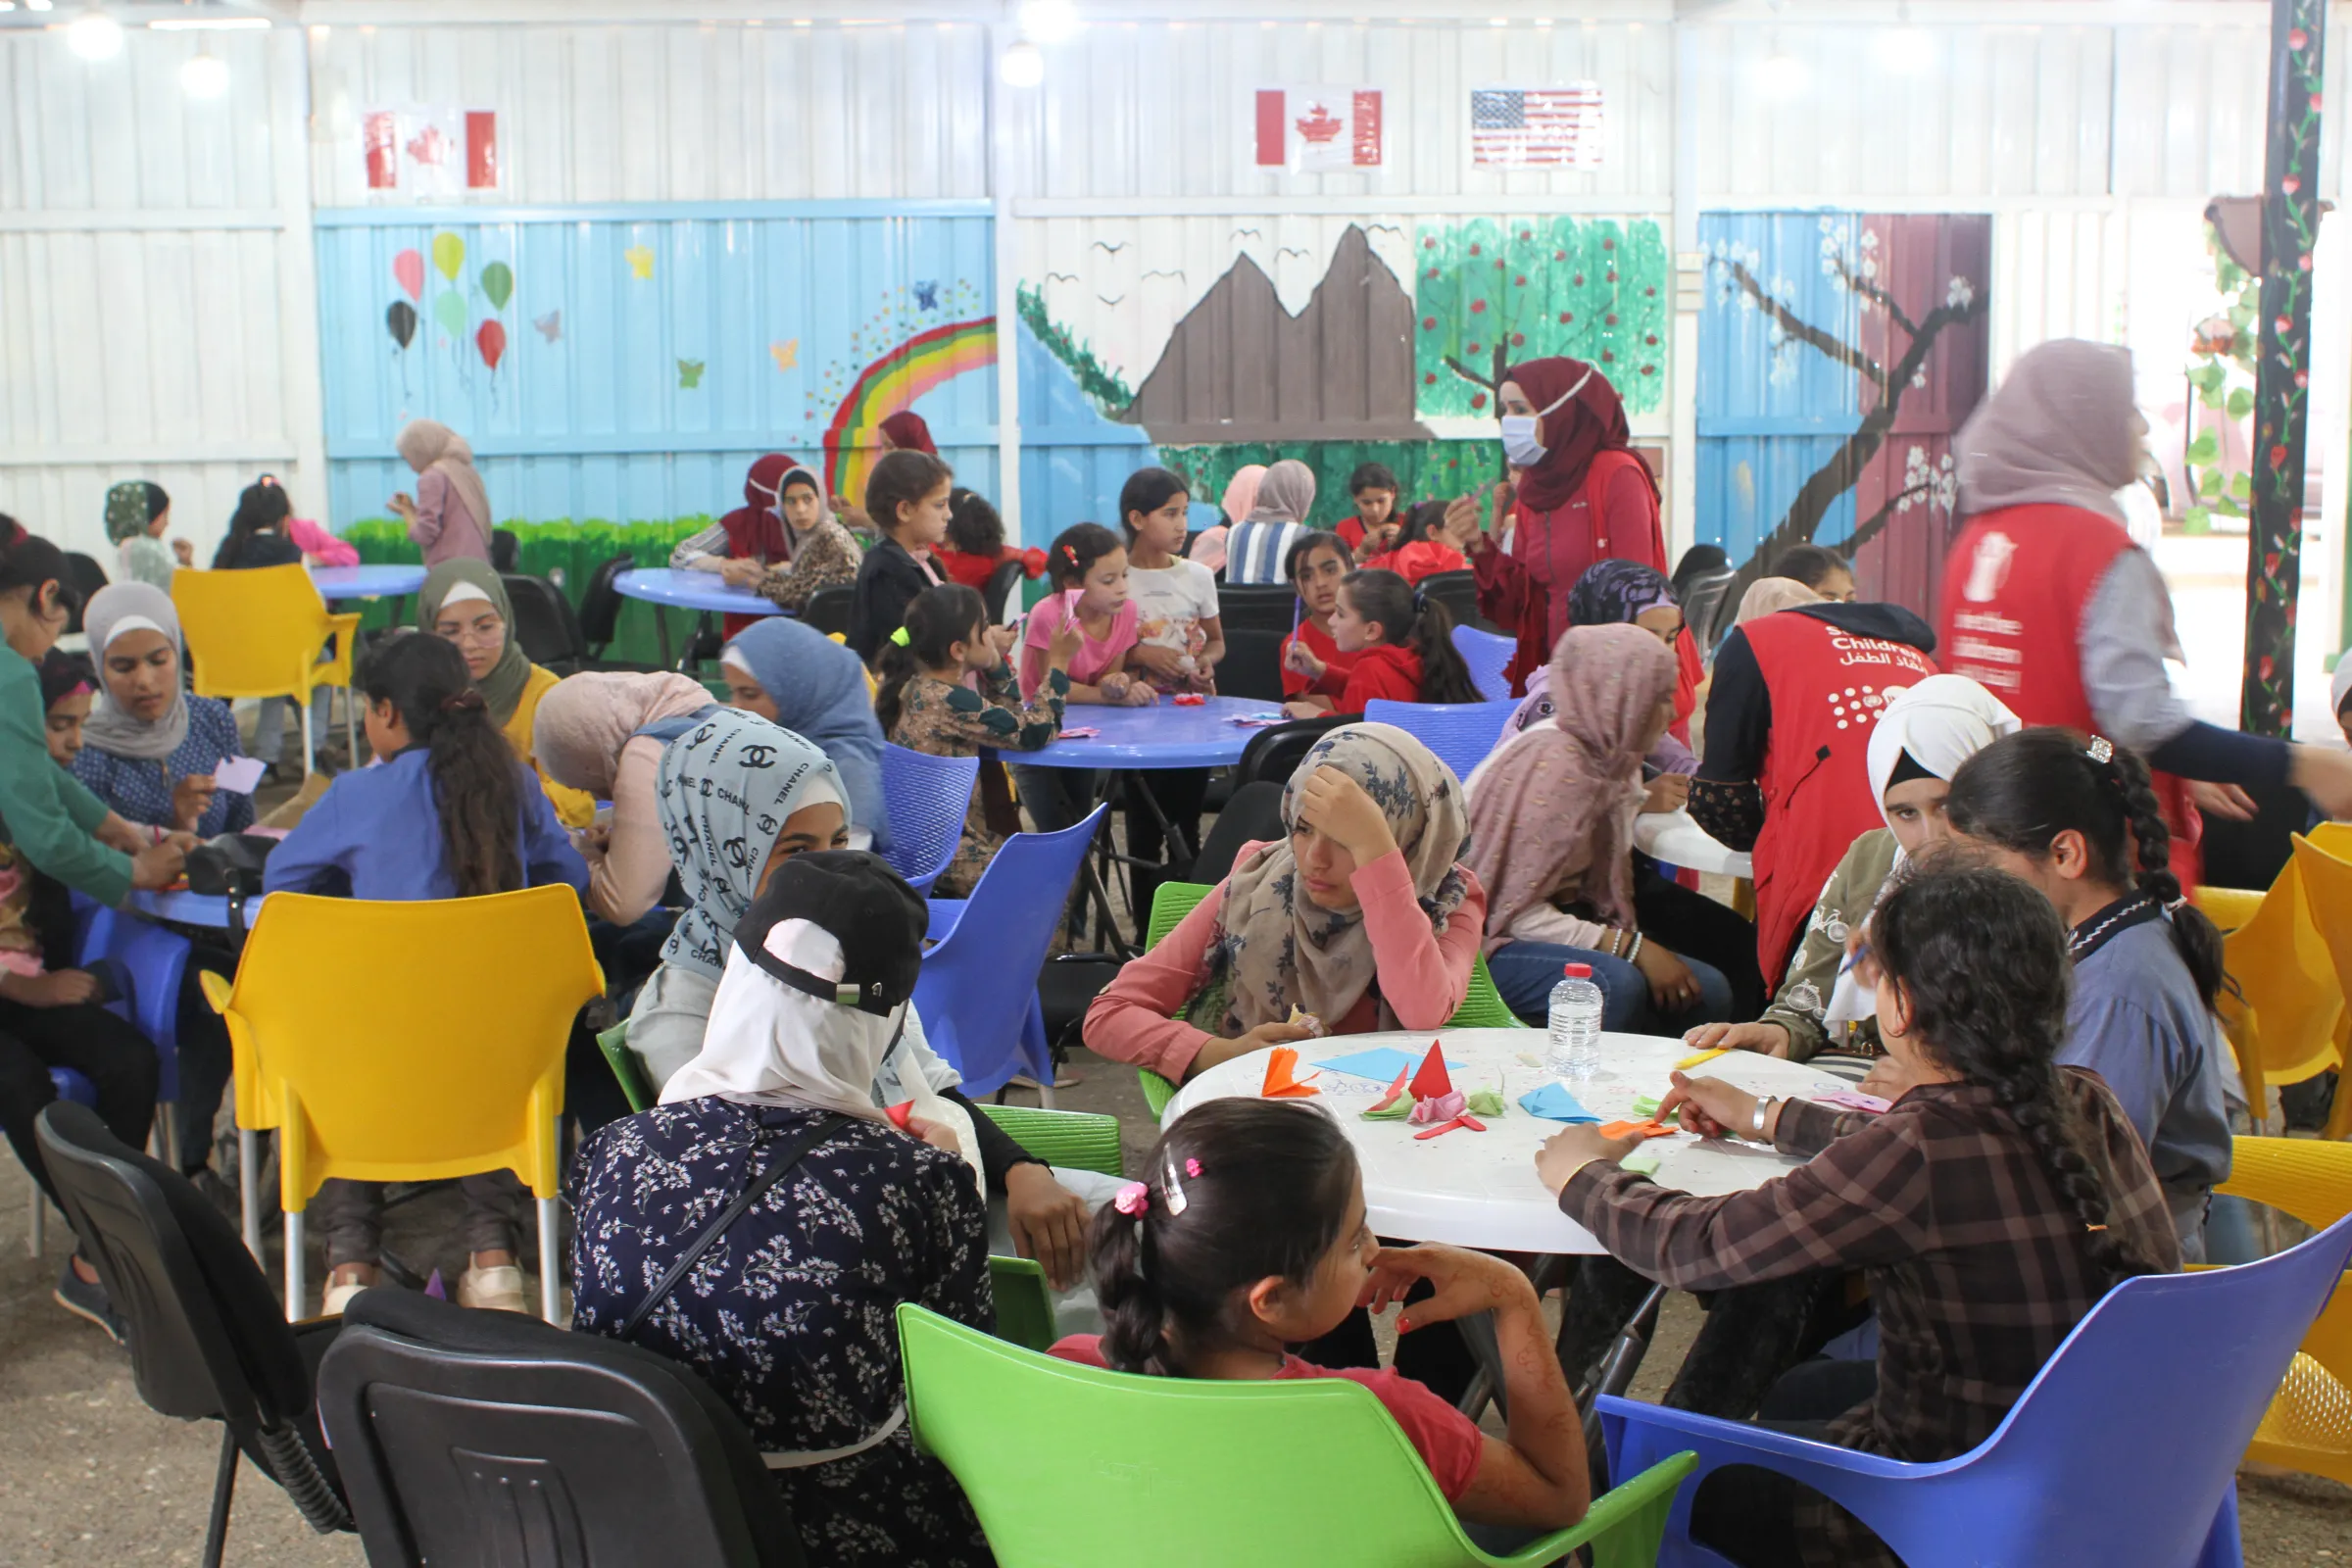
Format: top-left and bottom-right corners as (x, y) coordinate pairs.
(1546, 962), (1604, 1081)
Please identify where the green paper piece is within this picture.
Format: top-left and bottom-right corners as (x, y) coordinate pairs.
(1362, 1098), (1412, 1121)
(480, 260), (514, 311)
(1623, 1148), (1664, 1177)
(1631, 1095), (1661, 1117)
(1463, 1088), (1505, 1117)
(433, 288), (468, 340)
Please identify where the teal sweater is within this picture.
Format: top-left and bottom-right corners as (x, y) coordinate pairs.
(0, 643), (132, 905)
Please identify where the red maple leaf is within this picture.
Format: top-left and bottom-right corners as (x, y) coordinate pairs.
(406, 124), (450, 167)
(1294, 102), (1345, 144)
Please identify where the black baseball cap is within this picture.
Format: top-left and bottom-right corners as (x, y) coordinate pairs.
(732, 850), (927, 1016)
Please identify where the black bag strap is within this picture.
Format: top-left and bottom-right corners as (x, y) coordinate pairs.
(621, 1110), (853, 1340)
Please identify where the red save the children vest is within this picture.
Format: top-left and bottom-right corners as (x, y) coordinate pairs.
(1742, 611), (1939, 987)
(1936, 505), (2202, 890)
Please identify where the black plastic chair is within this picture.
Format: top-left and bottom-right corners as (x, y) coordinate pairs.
(1191, 780), (1286, 883)
(983, 558), (1027, 624)
(1214, 582), (1300, 633)
(503, 572), (591, 671)
(1416, 568), (1499, 634)
(64, 550), (110, 635)
(490, 527), (520, 573)
(34, 1102), (352, 1568)
(579, 553), (636, 658)
(1217, 625), (1289, 702)
(318, 1287), (806, 1568)
(1235, 713), (1347, 788)
(802, 584), (854, 638)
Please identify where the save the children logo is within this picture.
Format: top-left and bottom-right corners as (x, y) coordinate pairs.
(1961, 530), (2019, 603)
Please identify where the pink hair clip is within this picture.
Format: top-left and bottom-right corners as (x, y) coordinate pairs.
(1185, 1157), (1202, 1178)
(1112, 1181), (1150, 1217)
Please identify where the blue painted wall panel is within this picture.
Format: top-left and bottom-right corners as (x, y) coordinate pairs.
(1015, 317), (1155, 545)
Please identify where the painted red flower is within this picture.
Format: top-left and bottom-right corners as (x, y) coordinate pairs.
(1424, 371), (1438, 384)
(1645, 333), (1659, 345)
(1601, 350), (1614, 363)
(1558, 312), (1573, 323)
(1514, 274), (1526, 286)
(2296, 370), (2310, 388)
(1601, 238), (1615, 251)
(1645, 286), (1657, 297)
(2270, 443), (2290, 467)
(2282, 175), (2302, 195)
(1641, 365), (1656, 375)
(1520, 230), (1533, 241)
(2290, 27), (2308, 51)
(1511, 332), (1525, 346)
(1605, 313), (1619, 325)
(2300, 253), (2314, 270)
(1468, 342), (1481, 354)
(1427, 267), (1440, 279)
(1470, 392), (1488, 409)
(1422, 316), (1437, 330)
(2260, 656), (2277, 681)
(2277, 317), (2293, 334)
(2314, 91), (2325, 111)
(1468, 243), (1481, 256)
(1424, 236), (1437, 249)
(1494, 259), (1507, 270)
(1606, 270), (1618, 283)
(1573, 273), (1585, 286)
(1470, 299), (1487, 314)
(2266, 552), (2282, 575)
(1554, 250), (1566, 262)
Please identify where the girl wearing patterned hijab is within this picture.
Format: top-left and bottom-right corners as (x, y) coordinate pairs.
(1084, 723), (1486, 1083)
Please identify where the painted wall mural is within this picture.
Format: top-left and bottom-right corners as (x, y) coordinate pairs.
(1695, 211), (1989, 615)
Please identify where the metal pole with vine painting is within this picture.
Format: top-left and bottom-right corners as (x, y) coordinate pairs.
(1707, 220), (1985, 605)
(2242, 0), (2326, 736)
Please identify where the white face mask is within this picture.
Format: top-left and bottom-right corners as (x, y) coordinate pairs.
(1497, 367), (1597, 468)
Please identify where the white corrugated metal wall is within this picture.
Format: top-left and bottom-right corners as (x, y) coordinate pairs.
(4, 3), (2344, 576)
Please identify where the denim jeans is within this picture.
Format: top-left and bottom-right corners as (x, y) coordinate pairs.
(1485, 938), (1735, 1036)
(1006, 763), (1101, 834)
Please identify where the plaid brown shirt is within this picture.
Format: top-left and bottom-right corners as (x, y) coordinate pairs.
(1561, 1069), (2178, 1563)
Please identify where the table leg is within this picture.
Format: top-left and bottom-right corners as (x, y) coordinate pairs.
(1120, 768), (1195, 871)
(1579, 1281), (1668, 1465)
(653, 607), (676, 669)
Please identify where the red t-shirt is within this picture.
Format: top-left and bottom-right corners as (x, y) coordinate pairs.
(1337, 643), (1423, 714)
(935, 545), (1048, 594)
(1363, 539), (1469, 587)
(1280, 617), (1359, 700)
(1049, 1336), (1484, 1501)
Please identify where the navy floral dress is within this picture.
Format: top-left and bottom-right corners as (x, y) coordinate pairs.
(568, 1098), (996, 1566)
(72, 695), (254, 838)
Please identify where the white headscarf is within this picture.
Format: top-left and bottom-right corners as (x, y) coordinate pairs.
(80, 582), (189, 761)
(1865, 674), (2023, 836)
(662, 916), (980, 1186)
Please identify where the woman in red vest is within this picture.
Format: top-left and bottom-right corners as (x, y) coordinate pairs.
(1690, 585), (1939, 989)
(1446, 357), (1666, 695)
(1937, 339), (2352, 885)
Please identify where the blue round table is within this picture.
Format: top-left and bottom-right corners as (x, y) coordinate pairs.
(1014, 695), (1285, 769)
(614, 568), (785, 667)
(310, 564), (427, 602)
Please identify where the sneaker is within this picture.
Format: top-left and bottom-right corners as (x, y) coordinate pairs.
(459, 1263), (529, 1313)
(320, 1277), (369, 1316)
(54, 1263), (126, 1344)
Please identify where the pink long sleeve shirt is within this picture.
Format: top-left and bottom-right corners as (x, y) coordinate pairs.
(1084, 844), (1488, 1081)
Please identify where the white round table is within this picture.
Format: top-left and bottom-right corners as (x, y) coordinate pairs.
(1162, 1028), (1853, 1254)
(1634, 808), (1752, 880)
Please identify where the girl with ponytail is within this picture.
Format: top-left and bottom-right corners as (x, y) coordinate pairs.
(1541, 861), (2177, 1568)
(263, 631), (586, 1314)
(1942, 726), (2234, 1258)
(1057, 1098), (1592, 1536)
(1283, 567), (1481, 718)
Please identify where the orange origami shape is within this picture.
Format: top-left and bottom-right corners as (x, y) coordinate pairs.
(1261, 1046), (1321, 1099)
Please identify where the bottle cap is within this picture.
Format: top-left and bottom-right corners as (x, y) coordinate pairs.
(1562, 962), (1592, 978)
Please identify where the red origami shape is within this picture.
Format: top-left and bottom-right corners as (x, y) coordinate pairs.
(1368, 1066), (1409, 1114)
(1408, 1039), (1452, 1102)
(884, 1101), (916, 1132)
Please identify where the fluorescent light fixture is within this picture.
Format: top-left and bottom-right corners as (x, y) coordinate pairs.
(66, 9), (123, 59)
(1016, 0), (1077, 46)
(999, 39), (1044, 87)
(26, 0), (54, 11)
(182, 48), (227, 96)
(151, 15), (269, 28)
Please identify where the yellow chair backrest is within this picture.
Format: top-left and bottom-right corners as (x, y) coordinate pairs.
(2216, 844), (2343, 1102)
(172, 564), (341, 700)
(2216, 1137), (2352, 1487)
(208, 887), (603, 1209)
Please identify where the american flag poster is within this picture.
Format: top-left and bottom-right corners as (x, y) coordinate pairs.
(1470, 84), (1606, 169)
(1252, 86), (1386, 173)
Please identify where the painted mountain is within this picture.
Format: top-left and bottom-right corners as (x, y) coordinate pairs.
(1128, 223), (1432, 443)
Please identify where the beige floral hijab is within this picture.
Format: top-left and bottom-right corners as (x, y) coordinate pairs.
(1186, 722), (1470, 1036)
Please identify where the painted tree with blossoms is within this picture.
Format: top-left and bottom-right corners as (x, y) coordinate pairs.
(1709, 215), (1986, 600)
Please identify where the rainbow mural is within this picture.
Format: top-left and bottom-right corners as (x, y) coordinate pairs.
(823, 316), (999, 501)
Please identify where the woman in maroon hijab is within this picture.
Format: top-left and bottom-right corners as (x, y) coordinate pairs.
(1446, 357), (1665, 694)
(669, 453), (798, 636)
(877, 411), (938, 456)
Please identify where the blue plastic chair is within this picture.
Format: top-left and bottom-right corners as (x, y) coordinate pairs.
(27, 1067), (98, 1255)
(1602, 1211), (2352, 1568)
(912, 805), (1107, 1099)
(1451, 624), (1517, 702)
(72, 892), (192, 1163)
(1362, 697), (1520, 784)
(879, 744), (982, 894)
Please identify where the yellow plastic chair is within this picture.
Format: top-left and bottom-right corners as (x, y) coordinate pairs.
(172, 564), (364, 775)
(2212, 1136), (2352, 1486)
(2286, 833), (2352, 1140)
(2211, 844), (2343, 1130)
(200, 887), (603, 1322)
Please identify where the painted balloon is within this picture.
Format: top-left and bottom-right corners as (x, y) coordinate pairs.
(386, 300), (417, 349)
(430, 231), (466, 282)
(479, 261), (514, 312)
(434, 289), (467, 340)
(475, 318), (508, 373)
(392, 249), (424, 303)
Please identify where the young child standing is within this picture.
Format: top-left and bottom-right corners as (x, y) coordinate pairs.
(1054, 1098), (1591, 1537)
(264, 632), (587, 1315)
(1285, 568), (1481, 718)
(1120, 467), (1224, 696)
(1011, 522), (1148, 832)
(1279, 531), (1357, 709)
(877, 583), (1076, 896)
(846, 449), (955, 664)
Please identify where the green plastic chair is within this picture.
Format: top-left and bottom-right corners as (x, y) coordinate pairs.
(1137, 881), (1521, 1120)
(987, 1255), (1057, 1353)
(899, 1303), (1696, 1566)
(597, 1021), (656, 1112)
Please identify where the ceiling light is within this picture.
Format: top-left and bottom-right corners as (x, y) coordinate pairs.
(26, 0), (55, 11)
(999, 39), (1044, 87)
(182, 48), (227, 98)
(151, 15), (270, 28)
(1016, 0), (1078, 46)
(66, 9), (124, 60)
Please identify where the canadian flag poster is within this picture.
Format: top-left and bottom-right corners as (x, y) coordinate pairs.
(364, 107), (500, 195)
(1252, 86), (1385, 172)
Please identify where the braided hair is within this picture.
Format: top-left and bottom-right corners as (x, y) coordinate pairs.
(1090, 1099), (1359, 1378)
(1872, 862), (2166, 1282)
(1943, 726), (2225, 1010)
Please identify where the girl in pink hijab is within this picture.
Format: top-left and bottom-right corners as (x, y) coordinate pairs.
(1185, 464), (1266, 575)
(390, 419), (494, 566)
